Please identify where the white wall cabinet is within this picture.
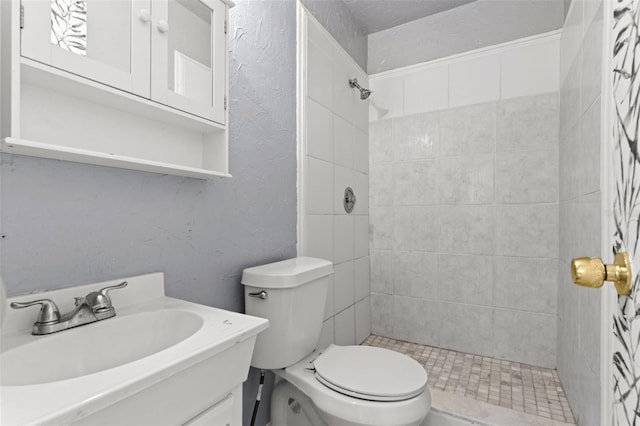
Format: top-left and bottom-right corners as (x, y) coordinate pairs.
(1, 0), (233, 179)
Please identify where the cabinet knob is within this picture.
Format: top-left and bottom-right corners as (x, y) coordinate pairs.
(138, 9), (151, 23)
(157, 20), (170, 34)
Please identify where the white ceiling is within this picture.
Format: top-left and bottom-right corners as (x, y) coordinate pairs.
(342, 0), (478, 34)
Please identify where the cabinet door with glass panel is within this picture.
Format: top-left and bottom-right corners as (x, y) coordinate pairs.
(150, 0), (226, 124)
(20, 0), (227, 124)
(21, 0), (151, 97)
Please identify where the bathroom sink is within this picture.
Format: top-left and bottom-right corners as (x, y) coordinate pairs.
(1, 309), (203, 385)
(1, 273), (269, 425)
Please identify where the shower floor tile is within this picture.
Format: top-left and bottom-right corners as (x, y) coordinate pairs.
(361, 335), (576, 425)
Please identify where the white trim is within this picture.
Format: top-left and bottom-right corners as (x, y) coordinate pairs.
(296, 0), (307, 256)
(600, 0), (614, 423)
(0, 137), (231, 179)
(369, 29), (562, 81)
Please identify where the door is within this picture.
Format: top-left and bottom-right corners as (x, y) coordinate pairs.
(609, 0), (640, 423)
(150, 0), (226, 124)
(21, 0), (151, 97)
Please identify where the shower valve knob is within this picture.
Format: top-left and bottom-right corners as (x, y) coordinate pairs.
(571, 252), (632, 296)
(343, 187), (356, 213)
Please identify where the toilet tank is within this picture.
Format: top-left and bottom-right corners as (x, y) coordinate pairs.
(241, 257), (333, 370)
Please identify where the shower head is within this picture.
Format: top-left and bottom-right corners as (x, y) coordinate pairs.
(349, 78), (372, 100)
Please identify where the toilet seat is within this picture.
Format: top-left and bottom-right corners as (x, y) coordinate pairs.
(278, 347), (432, 426)
(313, 345), (428, 402)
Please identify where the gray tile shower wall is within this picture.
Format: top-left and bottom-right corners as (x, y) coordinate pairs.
(368, 33), (561, 369)
(369, 92), (559, 369)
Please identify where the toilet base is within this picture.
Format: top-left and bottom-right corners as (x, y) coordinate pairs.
(270, 378), (430, 426)
(271, 380), (326, 426)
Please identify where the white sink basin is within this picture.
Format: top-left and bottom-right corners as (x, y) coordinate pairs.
(1, 309), (203, 385)
(1, 273), (269, 425)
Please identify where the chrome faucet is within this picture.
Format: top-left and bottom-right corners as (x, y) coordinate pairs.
(10, 281), (128, 335)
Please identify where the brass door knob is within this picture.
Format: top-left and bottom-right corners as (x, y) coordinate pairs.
(571, 252), (632, 296)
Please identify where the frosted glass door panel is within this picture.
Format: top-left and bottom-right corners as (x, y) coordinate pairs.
(51, 0), (87, 56)
(22, 0), (151, 97)
(151, 0), (225, 124)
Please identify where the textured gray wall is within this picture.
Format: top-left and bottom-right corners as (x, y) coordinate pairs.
(301, 0), (368, 70)
(368, 0), (564, 73)
(0, 0), (296, 424)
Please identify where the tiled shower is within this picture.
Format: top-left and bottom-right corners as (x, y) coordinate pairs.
(368, 34), (560, 369)
(299, 0), (604, 424)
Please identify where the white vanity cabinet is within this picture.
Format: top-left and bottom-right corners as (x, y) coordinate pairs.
(0, 0), (232, 179)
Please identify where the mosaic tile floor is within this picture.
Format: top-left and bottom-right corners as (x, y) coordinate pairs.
(362, 335), (576, 424)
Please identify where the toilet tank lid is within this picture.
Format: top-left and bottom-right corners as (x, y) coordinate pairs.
(241, 257), (333, 288)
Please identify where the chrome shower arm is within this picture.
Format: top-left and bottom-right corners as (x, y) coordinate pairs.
(349, 78), (372, 100)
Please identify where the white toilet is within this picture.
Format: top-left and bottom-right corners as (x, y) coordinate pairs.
(241, 257), (431, 426)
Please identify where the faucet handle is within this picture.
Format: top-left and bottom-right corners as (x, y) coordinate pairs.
(86, 281), (128, 312)
(10, 299), (61, 324)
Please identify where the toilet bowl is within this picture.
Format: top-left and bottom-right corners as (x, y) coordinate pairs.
(271, 345), (431, 426)
(241, 257), (431, 426)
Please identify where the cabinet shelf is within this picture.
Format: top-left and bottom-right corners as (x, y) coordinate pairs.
(21, 58), (225, 134)
(1, 137), (232, 179)
(1, 0), (231, 180)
